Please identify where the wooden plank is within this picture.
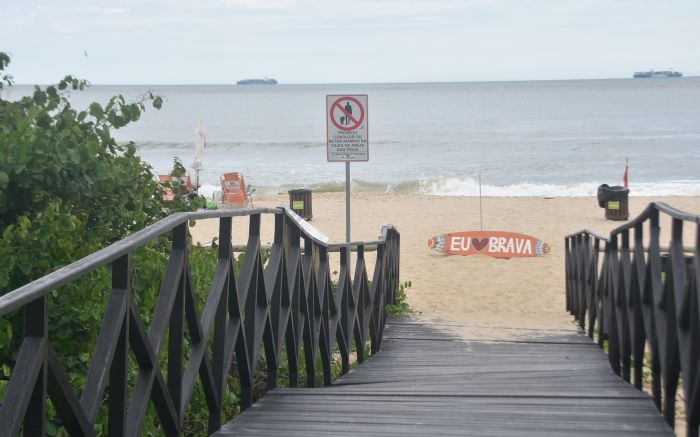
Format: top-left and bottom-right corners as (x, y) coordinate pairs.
(215, 317), (673, 436)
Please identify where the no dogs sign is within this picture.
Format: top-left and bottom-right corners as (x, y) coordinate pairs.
(326, 95), (368, 162)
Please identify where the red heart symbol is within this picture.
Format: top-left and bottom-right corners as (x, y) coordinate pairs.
(472, 237), (489, 251)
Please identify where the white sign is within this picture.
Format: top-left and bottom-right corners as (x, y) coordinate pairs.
(326, 95), (369, 162)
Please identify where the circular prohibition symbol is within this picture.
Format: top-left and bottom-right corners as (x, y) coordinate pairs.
(330, 96), (365, 132)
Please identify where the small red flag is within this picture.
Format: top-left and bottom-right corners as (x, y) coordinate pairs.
(623, 162), (629, 188)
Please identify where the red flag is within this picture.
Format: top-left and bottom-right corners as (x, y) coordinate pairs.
(623, 161), (629, 188)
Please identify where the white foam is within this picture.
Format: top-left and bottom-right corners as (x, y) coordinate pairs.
(419, 177), (700, 197)
(194, 177), (700, 198)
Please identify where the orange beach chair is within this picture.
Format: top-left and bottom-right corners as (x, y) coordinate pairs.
(158, 174), (194, 201)
(220, 172), (251, 207)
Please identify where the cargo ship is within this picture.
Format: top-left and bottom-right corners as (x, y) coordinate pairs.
(633, 70), (682, 78)
(236, 78), (278, 85)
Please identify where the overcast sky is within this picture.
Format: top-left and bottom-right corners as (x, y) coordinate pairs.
(2, 0), (699, 84)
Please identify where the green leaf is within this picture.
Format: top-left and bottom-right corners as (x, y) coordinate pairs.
(46, 421), (58, 436)
(128, 104), (141, 121)
(67, 148), (81, 164)
(57, 214), (77, 232)
(89, 102), (103, 118)
(0, 52), (10, 70)
(33, 89), (47, 105)
(3, 224), (15, 239)
(0, 379), (8, 402)
(0, 321), (12, 348)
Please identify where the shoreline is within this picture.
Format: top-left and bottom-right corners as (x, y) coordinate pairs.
(189, 193), (699, 340)
(194, 182), (700, 199)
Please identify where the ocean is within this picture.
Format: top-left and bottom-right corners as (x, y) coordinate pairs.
(6, 78), (700, 197)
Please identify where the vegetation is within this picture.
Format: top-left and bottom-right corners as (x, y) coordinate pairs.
(0, 52), (204, 435)
(386, 280), (414, 316)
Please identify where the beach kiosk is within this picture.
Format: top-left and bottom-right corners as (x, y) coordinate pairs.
(220, 172), (251, 207)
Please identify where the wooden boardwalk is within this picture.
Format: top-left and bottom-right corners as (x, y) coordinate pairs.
(215, 317), (672, 436)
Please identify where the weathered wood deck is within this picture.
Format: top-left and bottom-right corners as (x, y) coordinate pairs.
(215, 317), (672, 436)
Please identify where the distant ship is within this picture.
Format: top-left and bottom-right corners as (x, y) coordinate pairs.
(236, 78), (278, 85)
(633, 70), (682, 78)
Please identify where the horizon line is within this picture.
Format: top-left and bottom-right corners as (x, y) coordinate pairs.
(10, 75), (697, 87)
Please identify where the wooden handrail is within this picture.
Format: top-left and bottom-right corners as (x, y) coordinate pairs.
(565, 202), (699, 435)
(0, 208), (401, 435)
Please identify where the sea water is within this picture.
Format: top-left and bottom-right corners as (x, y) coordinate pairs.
(6, 78), (700, 197)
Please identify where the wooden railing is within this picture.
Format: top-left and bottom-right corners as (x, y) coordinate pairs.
(0, 207), (400, 436)
(565, 202), (699, 436)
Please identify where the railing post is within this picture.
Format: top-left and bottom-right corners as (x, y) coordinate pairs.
(301, 236), (317, 388)
(109, 254), (130, 436)
(607, 234), (621, 376)
(631, 221), (646, 390)
(619, 229), (632, 383)
(588, 237), (600, 339)
(317, 245), (332, 387)
(239, 213), (264, 408)
(598, 241), (609, 347)
(284, 215), (301, 388)
(370, 240), (385, 354)
(579, 233), (589, 328)
(265, 213), (286, 391)
(209, 216), (232, 433)
(565, 237), (571, 313)
(648, 208), (663, 410)
(660, 218), (683, 428)
(23, 295), (48, 436)
(168, 223), (187, 429)
(339, 246), (352, 375)
(355, 242), (370, 364)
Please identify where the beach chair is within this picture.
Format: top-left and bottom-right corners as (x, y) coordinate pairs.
(158, 174), (194, 201)
(220, 172), (252, 207)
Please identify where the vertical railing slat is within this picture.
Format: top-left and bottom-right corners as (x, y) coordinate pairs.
(108, 255), (130, 436)
(23, 294), (48, 437)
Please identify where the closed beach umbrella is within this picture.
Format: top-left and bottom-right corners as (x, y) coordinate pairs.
(192, 120), (205, 171)
(191, 120), (206, 190)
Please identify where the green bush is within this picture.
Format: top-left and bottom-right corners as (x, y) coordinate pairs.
(0, 52), (208, 435)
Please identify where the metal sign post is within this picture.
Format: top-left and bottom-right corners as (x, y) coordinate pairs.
(346, 162), (351, 243)
(479, 172), (483, 231)
(326, 94), (369, 248)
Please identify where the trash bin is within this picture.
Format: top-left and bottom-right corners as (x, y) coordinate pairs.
(289, 189), (312, 220)
(597, 184), (629, 221)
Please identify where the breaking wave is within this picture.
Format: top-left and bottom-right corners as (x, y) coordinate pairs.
(197, 177), (700, 198)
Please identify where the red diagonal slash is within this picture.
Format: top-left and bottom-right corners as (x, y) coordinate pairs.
(333, 100), (360, 127)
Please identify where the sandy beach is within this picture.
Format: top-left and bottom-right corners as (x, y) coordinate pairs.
(189, 194), (699, 341)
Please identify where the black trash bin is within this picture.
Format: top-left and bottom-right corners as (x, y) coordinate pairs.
(289, 189), (312, 220)
(597, 184), (629, 221)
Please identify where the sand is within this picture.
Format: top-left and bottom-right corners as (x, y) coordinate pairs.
(189, 194), (699, 341)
